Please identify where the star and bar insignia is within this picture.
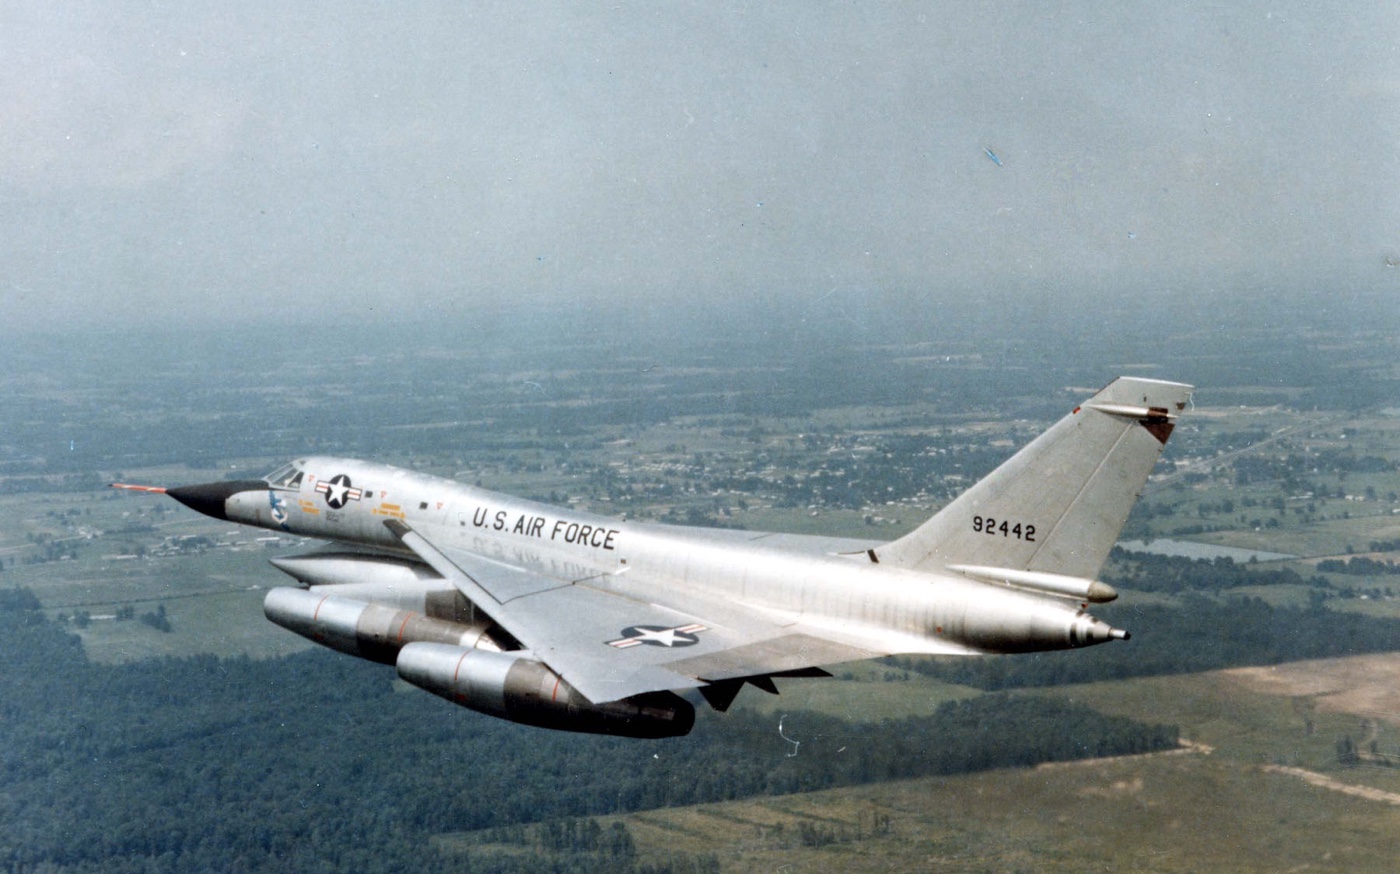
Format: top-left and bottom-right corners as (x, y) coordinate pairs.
(315, 474), (363, 509)
(607, 623), (707, 649)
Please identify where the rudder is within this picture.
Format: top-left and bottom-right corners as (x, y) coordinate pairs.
(874, 377), (1192, 580)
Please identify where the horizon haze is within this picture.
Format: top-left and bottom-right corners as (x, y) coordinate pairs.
(3, 2), (1397, 333)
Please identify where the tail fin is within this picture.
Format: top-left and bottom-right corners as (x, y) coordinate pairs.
(875, 377), (1192, 580)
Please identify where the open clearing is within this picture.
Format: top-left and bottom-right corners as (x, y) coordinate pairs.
(612, 753), (1400, 873)
(1222, 652), (1400, 722)
(437, 654), (1400, 872)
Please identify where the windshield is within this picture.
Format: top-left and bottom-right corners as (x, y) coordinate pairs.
(263, 461), (305, 490)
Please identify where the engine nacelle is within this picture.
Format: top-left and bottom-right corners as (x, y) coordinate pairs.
(270, 550), (441, 589)
(396, 643), (696, 738)
(263, 587), (498, 664)
(953, 586), (1129, 652)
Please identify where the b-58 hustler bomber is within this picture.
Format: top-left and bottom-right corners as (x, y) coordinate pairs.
(114, 377), (1191, 738)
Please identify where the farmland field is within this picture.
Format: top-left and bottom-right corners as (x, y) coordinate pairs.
(3, 312), (1400, 870)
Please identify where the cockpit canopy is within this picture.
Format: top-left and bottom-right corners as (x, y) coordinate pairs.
(264, 460), (307, 490)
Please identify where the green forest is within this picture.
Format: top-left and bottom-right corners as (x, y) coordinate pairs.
(0, 588), (1176, 873)
(1104, 550), (1332, 593)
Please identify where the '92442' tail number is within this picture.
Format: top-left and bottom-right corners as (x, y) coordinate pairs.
(972, 515), (1035, 541)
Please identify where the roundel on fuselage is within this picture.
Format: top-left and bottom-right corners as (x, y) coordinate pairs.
(315, 474), (362, 509)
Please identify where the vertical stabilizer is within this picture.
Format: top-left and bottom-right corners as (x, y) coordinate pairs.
(875, 378), (1192, 580)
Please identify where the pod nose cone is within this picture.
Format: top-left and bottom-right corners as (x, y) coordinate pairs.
(166, 480), (268, 521)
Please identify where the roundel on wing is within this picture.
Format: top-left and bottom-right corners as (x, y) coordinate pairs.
(607, 624), (707, 649)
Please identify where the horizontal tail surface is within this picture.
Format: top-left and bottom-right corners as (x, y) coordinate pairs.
(875, 377), (1192, 580)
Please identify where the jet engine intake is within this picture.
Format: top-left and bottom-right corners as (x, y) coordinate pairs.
(395, 643), (696, 738)
(269, 550), (442, 591)
(263, 587), (497, 664)
(946, 564), (1119, 603)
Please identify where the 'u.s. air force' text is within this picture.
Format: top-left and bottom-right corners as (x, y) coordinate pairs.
(471, 507), (619, 550)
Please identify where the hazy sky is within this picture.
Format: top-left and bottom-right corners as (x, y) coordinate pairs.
(3, 2), (1397, 331)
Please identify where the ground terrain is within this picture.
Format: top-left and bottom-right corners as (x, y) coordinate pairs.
(3, 315), (1400, 869)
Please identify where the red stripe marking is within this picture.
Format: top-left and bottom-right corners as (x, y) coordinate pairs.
(551, 676), (563, 702)
(395, 612), (415, 644)
(110, 483), (168, 493)
(311, 595), (331, 642)
(453, 651), (469, 687)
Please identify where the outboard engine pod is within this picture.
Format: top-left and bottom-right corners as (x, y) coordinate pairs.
(396, 643), (695, 738)
(263, 587), (496, 664)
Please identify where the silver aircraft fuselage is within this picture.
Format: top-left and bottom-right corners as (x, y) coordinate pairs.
(122, 377), (1189, 736)
(215, 455), (1122, 656)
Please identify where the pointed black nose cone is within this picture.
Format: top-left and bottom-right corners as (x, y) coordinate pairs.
(166, 480), (269, 521)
